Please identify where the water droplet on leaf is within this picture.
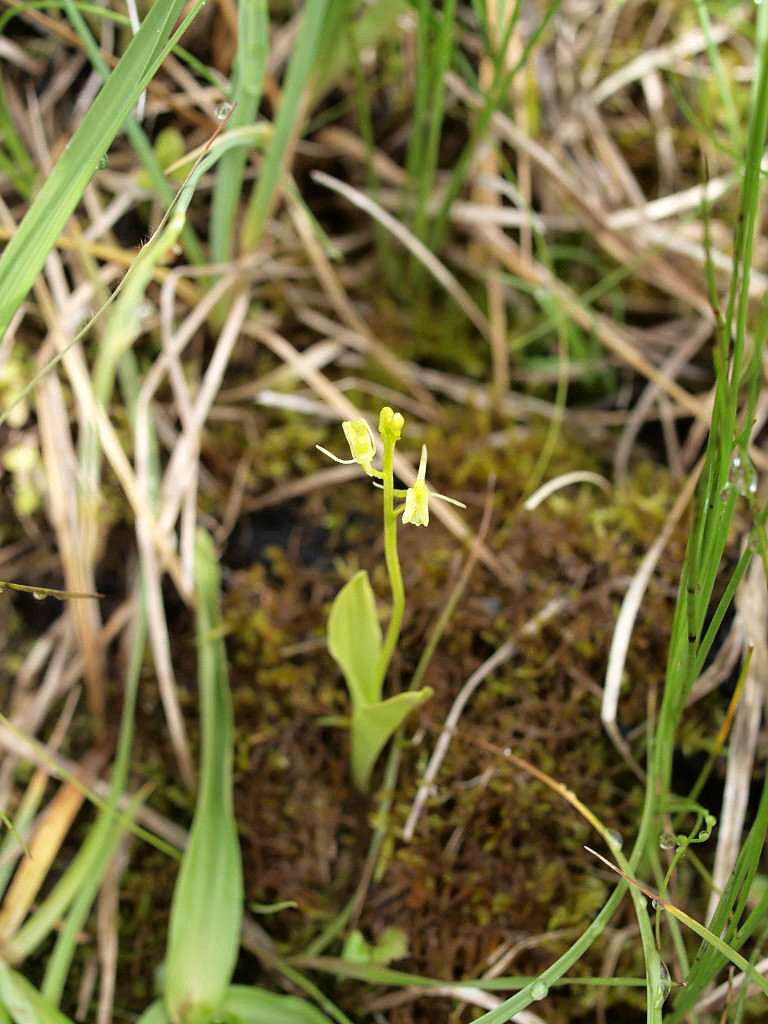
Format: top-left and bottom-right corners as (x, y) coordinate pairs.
(654, 959), (672, 1007)
(607, 829), (623, 851)
(659, 832), (676, 850)
(31, 589), (47, 600)
(730, 450), (758, 498)
(530, 980), (548, 1001)
(215, 101), (233, 120)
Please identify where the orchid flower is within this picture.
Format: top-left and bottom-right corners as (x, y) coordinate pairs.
(401, 445), (466, 527)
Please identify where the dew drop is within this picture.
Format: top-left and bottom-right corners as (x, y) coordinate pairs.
(659, 832), (676, 850)
(607, 829), (623, 851)
(654, 960), (672, 1008)
(651, 898), (662, 911)
(31, 589), (47, 601)
(530, 980), (548, 1001)
(97, 154), (108, 170)
(729, 449), (758, 498)
(215, 101), (233, 120)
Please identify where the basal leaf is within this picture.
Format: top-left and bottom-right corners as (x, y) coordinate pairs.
(163, 531), (243, 1022)
(327, 570), (382, 706)
(134, 1002), (170, 1024)
(222, 985), (332, 1024)
(350, 688), (432, 792)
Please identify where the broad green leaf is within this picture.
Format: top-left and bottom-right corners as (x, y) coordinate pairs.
(135, 1002), (169, 1024)
(350, 688), (432, 792)
(327, 570), (382, 706)
(164, 530), (243, 1022)
(0, 0), (204, 338)
(222, 986), (332, 1024)
(0, 964), (74, 1024)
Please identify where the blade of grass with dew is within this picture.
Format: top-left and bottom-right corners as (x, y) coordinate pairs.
(163, 529), (243, 1021)
(241, 0), (330, 249)
(210, 0), (269, 264)
(60, 0), (205, 266)
(650, 0), (768, 821)
(0, 0), (206, 338)
(667, 769), (768, 1019)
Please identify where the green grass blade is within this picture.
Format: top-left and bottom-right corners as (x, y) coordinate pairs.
(241, 0), (330, 249)
(0, 964), (75, 1024)
(0, 78), (35, 198)
(210, 0), (270, 263)
(412, 0), (456, 242)
(60, 0), (205, 266)
(0, 0), (205, 338)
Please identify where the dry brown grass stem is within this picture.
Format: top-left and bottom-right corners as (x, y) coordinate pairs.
(613, 319), (713, 486)
(95, 842), (127, 1024)
(602, 462), (702, 779)
(36, 367), (105, 724)
(287, 190), (438, 411)
(130, 281), (250, 786)
(0, 749), (106, 952)
(476, 223), (708, 422)
(707, 558), (768, 920)
(446, 73), (715, 316)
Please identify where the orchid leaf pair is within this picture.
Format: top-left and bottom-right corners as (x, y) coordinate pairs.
(320, 408), (465, 791)
(328, 570), (432, 791)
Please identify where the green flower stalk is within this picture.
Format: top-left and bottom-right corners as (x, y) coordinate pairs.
(317, 407), (465, 791)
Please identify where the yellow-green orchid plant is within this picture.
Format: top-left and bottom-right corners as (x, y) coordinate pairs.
(317, 408), (465, 791)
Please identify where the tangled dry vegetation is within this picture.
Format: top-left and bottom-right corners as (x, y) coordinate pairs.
(0, 1), (766, 1022)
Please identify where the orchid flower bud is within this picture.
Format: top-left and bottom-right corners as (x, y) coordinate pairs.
(316, 418), (377, 476)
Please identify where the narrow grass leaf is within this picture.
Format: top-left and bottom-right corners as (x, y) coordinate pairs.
(210, 0), (269, 262)
(0, 963), (74, 1024)
(241, 0), (329, 248)
(0, 0), (205, 338)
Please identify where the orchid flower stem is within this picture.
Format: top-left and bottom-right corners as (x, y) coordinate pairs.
(376, 435), (405, 689)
